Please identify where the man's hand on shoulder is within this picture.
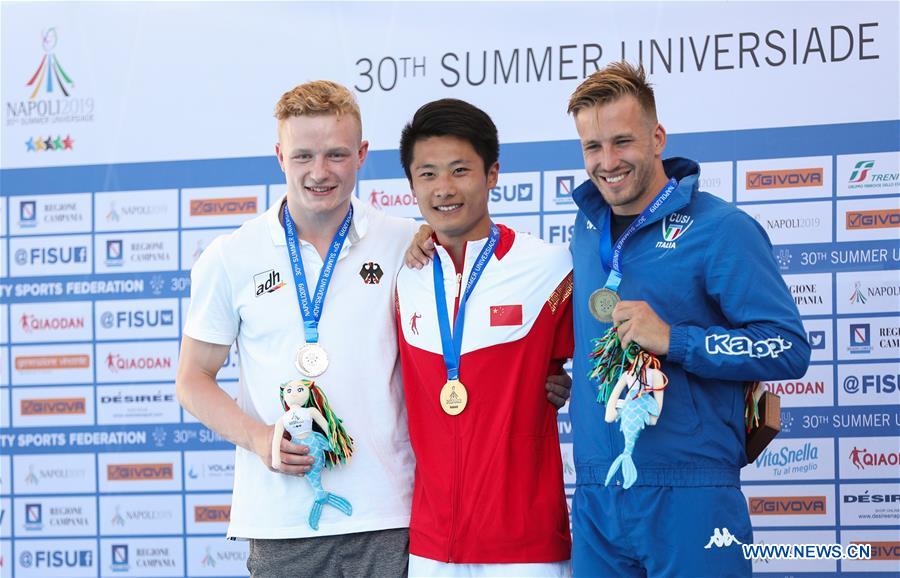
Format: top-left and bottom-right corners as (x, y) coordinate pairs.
(405, 224), (435, 269)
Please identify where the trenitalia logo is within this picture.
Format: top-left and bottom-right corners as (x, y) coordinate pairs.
(852, 541), (900, 561)
(748, 496), (827, 515)
(107, 463), (174, 481)
(21, 398), (86, 415)
(189, 197), (257, 216)
(846, 209), (900, 230)
(15, 354), (90, 370)
(746, 168), (823, 190)
(194, 505), (231, 522)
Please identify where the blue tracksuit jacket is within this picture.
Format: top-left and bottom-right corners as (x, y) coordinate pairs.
(570, 157), (811, 487)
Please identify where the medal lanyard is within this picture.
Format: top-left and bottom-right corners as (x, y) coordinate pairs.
(432, 225), (500, 381)
(283, 202), (353, 344)
(599, 178), (677, 292)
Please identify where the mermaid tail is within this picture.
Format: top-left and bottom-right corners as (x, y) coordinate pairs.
(308, 492), (353, 530)
(605, 387), (659, 489)
(605, 451), (639, 489)
(294, 431), (354, 530)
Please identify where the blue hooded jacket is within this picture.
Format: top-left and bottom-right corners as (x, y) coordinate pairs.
(570, 157), (811, 487)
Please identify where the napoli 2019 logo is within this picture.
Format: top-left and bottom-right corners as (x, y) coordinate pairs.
(27, 28), (74, 99)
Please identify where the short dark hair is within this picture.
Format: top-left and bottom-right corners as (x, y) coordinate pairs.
(399, 98), (499, 180)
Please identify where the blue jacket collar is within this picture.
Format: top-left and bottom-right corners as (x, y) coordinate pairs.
(572, 157), (700, 229)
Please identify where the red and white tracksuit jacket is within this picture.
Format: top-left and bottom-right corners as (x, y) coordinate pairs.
(396, 225), (574, 564)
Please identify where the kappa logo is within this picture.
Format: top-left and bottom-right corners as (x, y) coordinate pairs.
(253, 269), (285, 297)
(359, 262), (384, 284)
(656, 212), (693, 249)
(704, 528), (743, 549)
(706, 334), (792, 359)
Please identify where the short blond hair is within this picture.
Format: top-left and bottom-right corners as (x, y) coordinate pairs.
(567, 61), (657, 122)
(274, 80), (361, 126)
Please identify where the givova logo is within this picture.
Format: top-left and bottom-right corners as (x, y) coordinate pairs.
(749, 496), (827, 516)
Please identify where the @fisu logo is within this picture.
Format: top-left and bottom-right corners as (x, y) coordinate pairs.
(27, 28), (74, 99)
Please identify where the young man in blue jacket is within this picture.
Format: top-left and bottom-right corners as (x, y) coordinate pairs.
(567, 62), (811, 577)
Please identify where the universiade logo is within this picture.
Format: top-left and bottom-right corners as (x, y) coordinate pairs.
(26, 28), (74, 99)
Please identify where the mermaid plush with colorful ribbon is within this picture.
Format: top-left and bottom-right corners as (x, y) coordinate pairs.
(271, 379), (354, 530)
(589, 327), (668, 489)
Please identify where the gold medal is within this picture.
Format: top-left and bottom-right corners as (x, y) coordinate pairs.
(440, 379), (468, 415)
(589, 288), (619, 323)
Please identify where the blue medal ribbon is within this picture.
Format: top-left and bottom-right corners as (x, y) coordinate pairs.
(599, 177), (677, 292)
(432, 225), (500, 381)
(282, 202), (353, 344)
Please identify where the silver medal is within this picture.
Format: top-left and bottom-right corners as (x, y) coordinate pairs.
(589, 288), (620, 323)
(294, 343), (329, 377)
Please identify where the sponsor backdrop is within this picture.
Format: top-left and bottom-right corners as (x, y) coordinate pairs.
(1, 2), (898, 577)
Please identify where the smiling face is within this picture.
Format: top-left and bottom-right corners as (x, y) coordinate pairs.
(409, 135), (499, 247)
(281, 380), (311, 409)
(574, 94), (668, 215)
(275, 113), (368, 223)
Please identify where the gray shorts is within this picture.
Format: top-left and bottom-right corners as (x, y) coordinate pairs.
(247, 527), (409, 578)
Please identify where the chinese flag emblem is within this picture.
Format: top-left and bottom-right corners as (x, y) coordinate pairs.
(490, 304), (523, 327)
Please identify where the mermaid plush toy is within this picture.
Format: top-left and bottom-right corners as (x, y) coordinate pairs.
(603, 362), (666, 489)
(588, 327), (668, 489)
(271, 379), (354, 530)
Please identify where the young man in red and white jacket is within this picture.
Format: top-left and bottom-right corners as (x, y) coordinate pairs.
(396, 98), (573, 577)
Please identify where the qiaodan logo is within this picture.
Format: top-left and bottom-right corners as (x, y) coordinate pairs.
(705, 334), (793, 359)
